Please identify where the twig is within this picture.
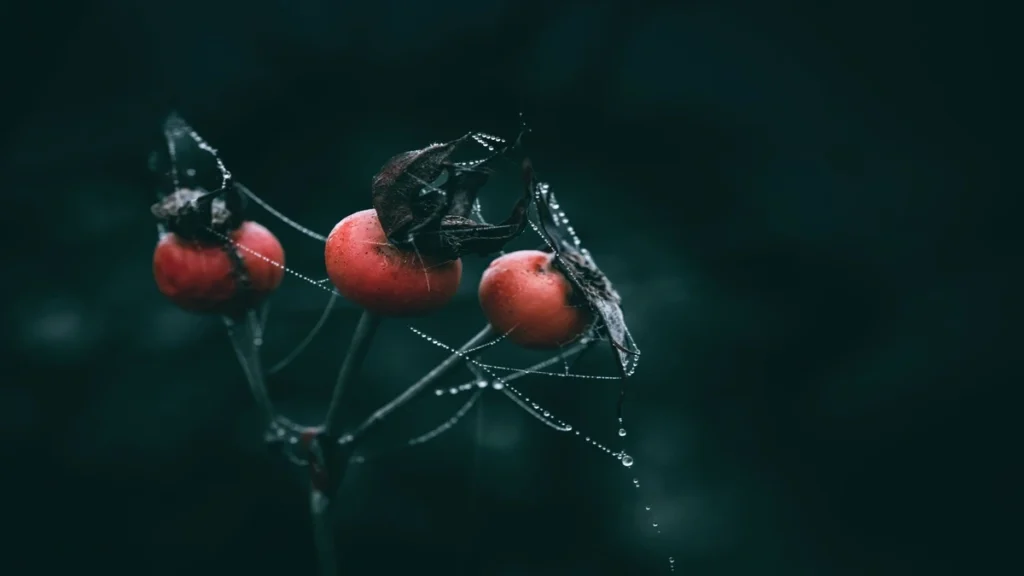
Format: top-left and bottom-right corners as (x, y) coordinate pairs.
(224, 310), (275, 429)
(323, 311), (382, 437)
(309, 488), (337, 576)
(269, 291), (338, 375)
(348, 324), (496, 442)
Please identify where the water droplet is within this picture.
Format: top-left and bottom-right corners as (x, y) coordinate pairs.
(434, 389), (444, 396)
(476, 380), (489, 388)
(632, 478), (640, 487)
(645, 506), (651, 511)
(652, 522), (659, 527)
(449, 387), (458, 395)
(492, 381), (505, 390)
(618, 428), (627, 437)
(621, 454), (634, 467)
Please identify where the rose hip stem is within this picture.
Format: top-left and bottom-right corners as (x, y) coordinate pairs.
(224, 310), (275, 429)
(323, 310), (383, 437)
(312, 322), (495, 576)
(347, 324), (496, 442)
(310, 489), (337, 576)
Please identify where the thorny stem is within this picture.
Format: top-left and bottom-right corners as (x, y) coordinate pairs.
(310, 488), (338, 576)
(224, 310), (275, 429)
(323, 311), (382, 437)
(348, 324), (497, 442)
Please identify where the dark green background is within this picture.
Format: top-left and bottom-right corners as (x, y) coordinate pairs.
(1, 1), (1010, 575)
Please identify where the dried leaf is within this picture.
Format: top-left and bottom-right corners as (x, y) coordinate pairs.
(149, 113), (245, 239)
(528, 164), (640, 377)
(370, 132), (532, 260)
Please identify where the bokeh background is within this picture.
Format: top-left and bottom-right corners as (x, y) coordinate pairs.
(1, 1), (1011, 575)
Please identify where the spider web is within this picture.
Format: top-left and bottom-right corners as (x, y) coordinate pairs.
(151, 120), (672, 572)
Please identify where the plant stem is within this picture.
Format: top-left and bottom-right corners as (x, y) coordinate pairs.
(323, 310), (382, 437)
(349, 324), (496, 441)
(225, 310), (275, 429)
(309, 487), (338, 576)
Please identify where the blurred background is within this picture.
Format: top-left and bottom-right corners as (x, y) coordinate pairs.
(1, 1), (1011, 575)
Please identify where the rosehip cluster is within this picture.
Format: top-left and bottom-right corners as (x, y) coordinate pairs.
(322, 134), (594, 349)
(151, 118), (635, 359)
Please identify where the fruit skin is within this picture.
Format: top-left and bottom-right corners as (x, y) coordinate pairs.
(153, 221), (285, 315)
(325, 208), (462, 316)
(479, 250), (592, 349)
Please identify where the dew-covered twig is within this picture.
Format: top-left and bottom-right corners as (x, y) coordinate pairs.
(352, 389), (484, 465)
(348, 324), (496, 442)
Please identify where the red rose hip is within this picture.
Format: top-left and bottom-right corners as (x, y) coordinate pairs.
(153, 220), (285, 315)
(324, 208), (462, 316)
(478, 250), (591, 349)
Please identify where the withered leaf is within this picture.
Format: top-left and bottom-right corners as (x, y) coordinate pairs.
(370, 132), (532, 260)
(149, 113), (246, 238)
(527, 162), (640, 378)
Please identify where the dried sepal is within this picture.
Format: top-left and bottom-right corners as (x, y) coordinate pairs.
(370, 132), (532, 260)
(149, 113), (246, 240)
(526, 161), (640, 377)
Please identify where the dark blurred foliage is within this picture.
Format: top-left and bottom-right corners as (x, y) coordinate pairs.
(0, 1), (1014, 575)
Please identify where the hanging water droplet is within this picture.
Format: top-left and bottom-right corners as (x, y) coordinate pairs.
(621, 454), (634, 467)
(645, 506), (651, 511)
(492, 381), (505, 390)
(652, 522), (659, 528)
(476, 379), (489, 388)
(434, 389), (444, 396)
(449, 387), (458, 395)
(618, 428), (627, 437)
(632, 478), (640, 487)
